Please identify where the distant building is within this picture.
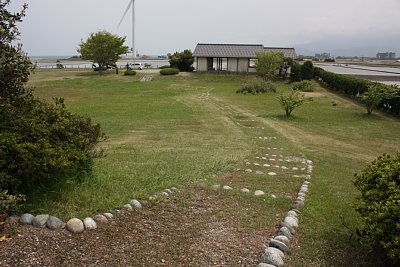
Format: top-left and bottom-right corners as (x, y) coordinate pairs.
(193, 43), (296, 72)
(376, 52), (396, 60)
(315, 52), (331, 60)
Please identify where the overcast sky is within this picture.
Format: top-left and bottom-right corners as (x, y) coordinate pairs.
(8, 0), (400, 57)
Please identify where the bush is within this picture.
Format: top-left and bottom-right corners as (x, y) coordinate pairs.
(0, 97), (104, 193)
(160, 68), (179, 75)
(290, 62), (302, 82)
(301, 61), (314, 80)
(0, 190), (25, 215)
(93, 67), (107, 72)
(291, 80), (315, 92)
(354, 153), (400, 264)
(159, 65), (171, 69)
(236, 81), (277, 94)
(124, 70), (137, 76)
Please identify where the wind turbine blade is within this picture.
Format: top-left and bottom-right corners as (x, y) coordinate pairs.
(117, 0), (132, 29)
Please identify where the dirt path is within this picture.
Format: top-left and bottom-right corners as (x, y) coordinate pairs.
(0, 185), (271, 266)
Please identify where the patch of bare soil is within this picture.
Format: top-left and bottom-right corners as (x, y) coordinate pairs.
(0, 184), (271, 266)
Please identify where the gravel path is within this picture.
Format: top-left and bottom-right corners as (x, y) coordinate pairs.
(0, 185), (270, 266)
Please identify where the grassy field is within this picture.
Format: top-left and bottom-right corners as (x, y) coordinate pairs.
(26, 69), (400, 266)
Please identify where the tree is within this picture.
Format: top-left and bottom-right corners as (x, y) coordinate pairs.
(0, 2), (104, 198)
(168, 50), (194, 72)
(78, 31), (128, 75)
(255, 51), (284, 81)
(361, 83), (398, 114)
(0, 0), (34, 103)
(277, 90), (310, 116)
(301, 61), (314, 80)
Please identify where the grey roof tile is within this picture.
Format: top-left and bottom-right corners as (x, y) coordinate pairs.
(193, 43), (296, 58)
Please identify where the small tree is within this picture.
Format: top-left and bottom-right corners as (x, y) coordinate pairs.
(301, 61), (314, 80)
(168, 50), (194, 72)
(277, 90), (309, 116)
(255, 51), (284, 81)
(361, 83), (398, 114)
(78, 31), (128, 75)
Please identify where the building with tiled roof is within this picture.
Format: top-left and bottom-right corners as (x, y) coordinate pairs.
(193, 43), (296, 72)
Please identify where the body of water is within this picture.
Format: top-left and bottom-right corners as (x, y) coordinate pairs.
(31, 58), (170, 69)
(315, 63), (400, 86)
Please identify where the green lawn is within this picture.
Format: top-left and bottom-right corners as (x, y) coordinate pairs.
(27, 69), (400, 266)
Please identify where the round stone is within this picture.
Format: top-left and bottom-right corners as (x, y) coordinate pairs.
(263, 164), (270, 167)
(261, 247), (284, 267)
(258, 263), (276, 267)
(274, 235), (290, 246)
(211, 184), (221, 190)
(93, 214), (108, 224)
(294, 200), (305, 209)
(267, 172), (277, 176)
(66, 218), (84, 233)
(287, 210), (298, 218)
(164, 189), (173, 194)
(241, 188), (250, 193)
(280, 222), (296, 235)
(270, 239), (291, 254)
(256, 170), (264, 175)
(223, 185), (233, 190)
(130, 199), (142, 209)
(46, 216), (64, 229)
(245, 169), (253, 173)
(83, 217), (97, 230)
(19, 213), (35, 225)
(32, 214), (49, 228)
(278, 226), (293, 240)
(103, 213), (114, 220)
(254, 190), (265, 196)
(123, 204), (133, 211)
(271, 194), (277, 199)
(6, 215), (19, 225)
(161, 192), (169, 196)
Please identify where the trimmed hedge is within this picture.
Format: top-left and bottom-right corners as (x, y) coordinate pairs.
(314, 67), (400, 116)
(354, 153), (400, 264)
(160, 68), (179, 75)
(236, 81), (277, 94)
(124, 70), (137, 76)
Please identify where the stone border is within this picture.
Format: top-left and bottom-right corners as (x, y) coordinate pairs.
(4, 187), (178, 234)
(258, 160), (313, 267)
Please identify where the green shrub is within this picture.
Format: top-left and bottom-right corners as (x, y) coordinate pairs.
(301, 61), (314, 80)
(236, 81), (277, 94)
(291, 80), (315, 92)
(354, 153), (400, 264)
(124, 70), (137, 76)
(159, 65), (171, 69)
(160, 68), (179, 75)
(0, 190), (25, 215)
(0, 97), (105, 193)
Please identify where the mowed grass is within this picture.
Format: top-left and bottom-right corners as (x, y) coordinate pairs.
(26, 69), (400, 266)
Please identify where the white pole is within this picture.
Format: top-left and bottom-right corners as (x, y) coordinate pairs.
(132, 0), (136, 58)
